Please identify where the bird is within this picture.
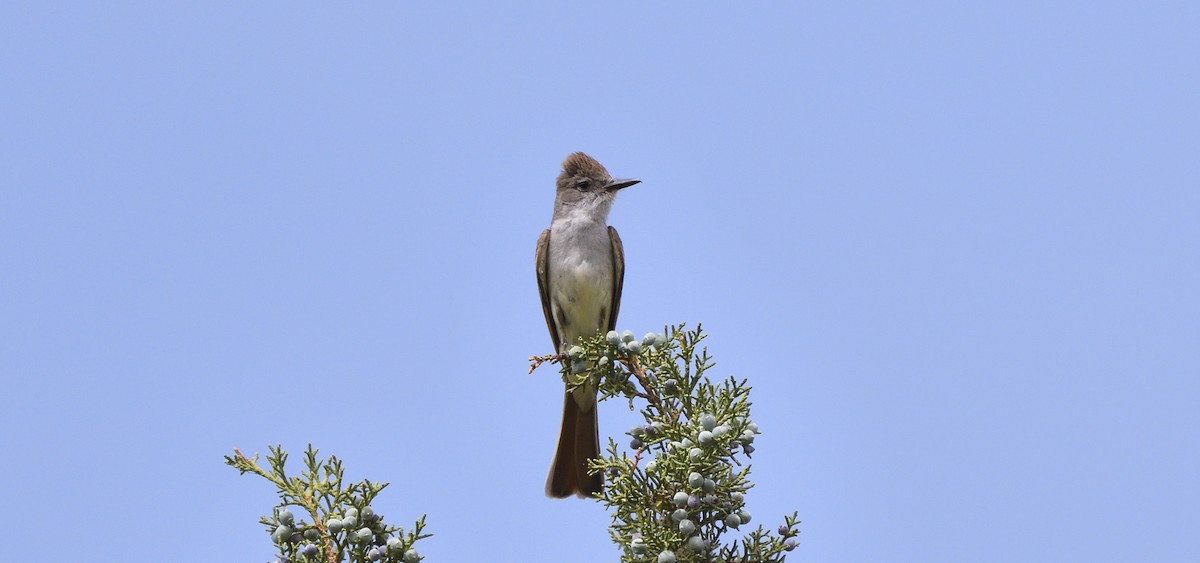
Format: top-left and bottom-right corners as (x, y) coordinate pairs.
(535, 152), (639, 498)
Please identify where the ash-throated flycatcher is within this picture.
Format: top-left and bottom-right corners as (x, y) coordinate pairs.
(535, 152), (639, 498)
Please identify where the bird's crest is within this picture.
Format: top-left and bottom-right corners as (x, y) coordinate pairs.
(561, 152), (609, 178)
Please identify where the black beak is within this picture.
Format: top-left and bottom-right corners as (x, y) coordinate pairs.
(604, 178), (641, 191)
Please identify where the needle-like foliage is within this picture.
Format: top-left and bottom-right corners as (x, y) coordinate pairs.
(533, 324), (801, 562)
(225, 445), (430, 563)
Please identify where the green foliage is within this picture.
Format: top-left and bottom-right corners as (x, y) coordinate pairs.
(229, 325), (795, 562)
(225, 445), (430, 563)
(570, 324), (801, 562)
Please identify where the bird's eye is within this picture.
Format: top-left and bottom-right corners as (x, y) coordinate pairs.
(576, 179), (591, 191)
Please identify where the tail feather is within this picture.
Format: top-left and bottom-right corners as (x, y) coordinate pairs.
(546, 392), (602, 498)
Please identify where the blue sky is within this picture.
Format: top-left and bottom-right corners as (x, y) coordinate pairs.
(2, 2), (1197, 562)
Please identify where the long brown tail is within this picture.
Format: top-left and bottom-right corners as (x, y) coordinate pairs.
(545, 392), (602, 498)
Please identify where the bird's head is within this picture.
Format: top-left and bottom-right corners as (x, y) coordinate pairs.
(553, 152), (639, 219)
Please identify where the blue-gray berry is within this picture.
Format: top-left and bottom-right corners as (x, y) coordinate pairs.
(627, 340), (642, 354)
(403, 549), (420, 562)
(631, 538), (648, 555)
(643, 332), (658, 346)
(700, 413), (717, 431)
(278, 508), (294, 526)
(621, 330), (635, 343)
(571, 359), (587, 373)
(725, 513), (742, 529)
(664, 379), (678, 393)
(698, 431), (714, 445)
(630, 437), (644, 449)
(326, 519), (343, 534)
(303, 528), (319, 541)
(387, 537), (403, 550)
(657, 551), (677, 563)
(673, 491), (689, 507)
(703, 478), (716, 493)
(747, 421), (760, 433)
(272, 525), (293, 544)
(302, 543), (319, 557)
(687, 536), (707, 553)
(739, 510), (752, 524)
(672, 508), (688, 522)
(354, 528), (373, 543)
(689, 447), (703, 461)
(687, 494), (699, 508)
(361, 506), (376, 523)
(367, 547), (381, 561)
(679, 518), (696, 537)
(732, 491), (745, 502)
(607, 330), (621, 345)
(688, 472), (704, 488)
(713, 424), (730, 437)
(785, 539), (798, 551)
(568, 345), (584, 359)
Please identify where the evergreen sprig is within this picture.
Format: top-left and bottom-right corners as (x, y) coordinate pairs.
(563, 324), (801, 562)
(225, 445), (431, 563)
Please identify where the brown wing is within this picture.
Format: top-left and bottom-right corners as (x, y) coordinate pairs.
(607, 226), (625, 332)
(535, 229), (560, 348)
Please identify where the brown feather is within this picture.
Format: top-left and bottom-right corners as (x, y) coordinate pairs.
(534, 229), (558, 347)
(546, 393), (579, 498)
(546, 393), (602, 498)
(608, 226), (625, 332)
(561, 152), (610, 179)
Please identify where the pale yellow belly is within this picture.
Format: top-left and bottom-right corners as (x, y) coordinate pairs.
(550, 265), (613, 347)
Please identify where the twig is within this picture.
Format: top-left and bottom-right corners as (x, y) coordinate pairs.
(621, 355), (663, 411)
(528, 352), (568, 374)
